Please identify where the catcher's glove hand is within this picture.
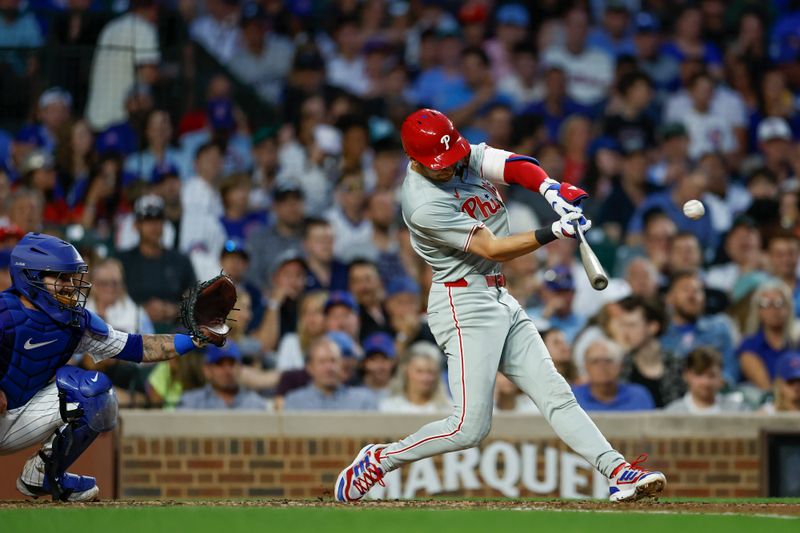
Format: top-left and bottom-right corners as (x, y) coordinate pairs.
(180, 273), (237, 347)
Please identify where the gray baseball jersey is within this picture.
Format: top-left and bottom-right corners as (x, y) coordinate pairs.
(381, 143), (625, 482)
(401, 143), (512, 282)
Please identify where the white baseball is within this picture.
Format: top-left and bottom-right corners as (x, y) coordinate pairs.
(683, 199), (705, 220)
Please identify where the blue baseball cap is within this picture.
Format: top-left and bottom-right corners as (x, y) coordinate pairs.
(207, 98), (235, 131)
(496, 3), (529, 27)
(205, 341), (241, 364)
(221, 238), (250, 260)
(326, 331), (359, 359)
(776, 353), (800, 381)
(635, 12), (660, 33)
(543, 265), (575, 291)
(386, 276), (420, 298)
(363, 332), (396, 359)
(150, 161), (180, 183)
(325, 291), (359, 314)
(589, 136), (622, 157)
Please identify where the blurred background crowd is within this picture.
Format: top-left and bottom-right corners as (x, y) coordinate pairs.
(1, 0), (800, 416)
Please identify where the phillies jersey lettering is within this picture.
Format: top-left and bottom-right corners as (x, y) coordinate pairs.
(401, 143), (510, 282)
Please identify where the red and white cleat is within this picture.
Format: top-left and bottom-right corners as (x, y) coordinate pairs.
(608, 454), (667, 502)
(335, 444), (387, 503)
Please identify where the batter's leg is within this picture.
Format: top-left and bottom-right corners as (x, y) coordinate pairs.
(497, 293), (625, 478)
(381, 286), (506, 470)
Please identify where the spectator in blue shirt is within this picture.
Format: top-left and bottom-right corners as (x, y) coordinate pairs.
(660, 271), (738, 383)
(573, 337), (656, 412)
(587, 1), (636, 58)
(627, 167), (718, 257)
(178, 342), (268, 410)
(738, 281), (796, 391)
(284, 336), (377, 411)
(523, 66), (589, 142)
(527, 265), (586, 342)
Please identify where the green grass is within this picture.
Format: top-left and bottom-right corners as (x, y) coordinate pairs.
(1, 506), (798, 533)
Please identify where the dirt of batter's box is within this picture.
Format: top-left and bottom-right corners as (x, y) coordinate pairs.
(1, 499), (799, 516)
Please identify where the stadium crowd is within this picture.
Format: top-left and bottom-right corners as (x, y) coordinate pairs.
(1, 0), (800, 415)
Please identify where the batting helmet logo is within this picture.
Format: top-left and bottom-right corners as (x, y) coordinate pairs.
(401, 109), (470, 170)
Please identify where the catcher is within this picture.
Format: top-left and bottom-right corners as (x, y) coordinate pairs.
(0, 233), (237, 501)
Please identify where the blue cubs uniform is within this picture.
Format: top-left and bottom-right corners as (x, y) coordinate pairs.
(0, 233), (144, 501)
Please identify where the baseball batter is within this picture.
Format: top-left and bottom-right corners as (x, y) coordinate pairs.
(0, 233), (230, 501)
(335, 109), (666, 503)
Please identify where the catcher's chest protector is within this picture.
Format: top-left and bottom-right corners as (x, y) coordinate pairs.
(0, 291), (85, 410)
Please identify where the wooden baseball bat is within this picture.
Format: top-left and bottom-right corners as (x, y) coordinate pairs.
(572, 220), (608, 291)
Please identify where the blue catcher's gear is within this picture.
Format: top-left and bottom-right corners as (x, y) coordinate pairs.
(9, 232), (92, 326)
(16, 367), (117, 502)
(0, 292), (101, 410)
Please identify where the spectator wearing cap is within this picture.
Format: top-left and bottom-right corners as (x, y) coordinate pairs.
(753, 117), (797, 184)
(115, 167), (180, 252)
(485, 3), (530, 80)
(248, 125), (280, 212)
(178, 342), (268, 410)
(94, 83), (154, 161)
(348, 259), (390, 341)
(706, 216), (762, 294)
(326, 171), (372, 264)
(749, 69), (800, 151)
(573, 337), (656, 412)
(325, 290), (361, 343)
(18, 149), (70, 227)
(229, 2), (294, 106)
(379, 341), (449, 414)
(123, 110), (184, 183)
(631, 12), (679, 97)
(303, 218), (349, 293)
(385, 276), (436, 353)
(282, 50), (333, 127)
(738, 281), (796, 392)
(586, 0), (635, 58)
(660, 270), (737, 384)
(220, 174), (268, 242)
(498, 43), (542, 111)
(275, 291), (329, 372)
(765, 232), (800, 318)
(410, 25), (469, 114)
(189, 0), (242, 66)
(627, 167), (718, 254)
(15, 88), (72, 156)
(542, 6), (614, 109)
(219, 238), (263, 331)
(86, 0), (160, 131)
(179, 98), (253, 178)
(116, 194), (197, 333)
(765, 352), (800, 413)
(246, 183), (305, 289)
(360, 332), (398, 400)
(254, 249), (308, 354)
(665, 348), (748, 414)
(458, 2), (488, 48)
(283, 336), (377, 411)
(527, 266), (586, 342)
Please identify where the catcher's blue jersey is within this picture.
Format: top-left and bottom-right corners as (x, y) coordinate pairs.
(0, 291), (89, 410)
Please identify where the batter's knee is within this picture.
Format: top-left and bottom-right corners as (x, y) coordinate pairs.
(450, 415), (491, 449)
(55, 367), (119, 432)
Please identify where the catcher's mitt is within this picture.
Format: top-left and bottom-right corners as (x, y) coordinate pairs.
(180, 273), (238, 347)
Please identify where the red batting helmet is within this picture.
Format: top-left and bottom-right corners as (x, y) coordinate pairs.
(400, 109), (471, 170)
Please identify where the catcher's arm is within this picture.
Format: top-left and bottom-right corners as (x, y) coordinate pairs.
(142, 334), (196, 363)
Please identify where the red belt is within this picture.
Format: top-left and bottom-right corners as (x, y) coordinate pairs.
(444, 274), (506, 288)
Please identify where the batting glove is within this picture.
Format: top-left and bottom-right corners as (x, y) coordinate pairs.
(540, 178), (588, 218)
(552, 211), (592, 240)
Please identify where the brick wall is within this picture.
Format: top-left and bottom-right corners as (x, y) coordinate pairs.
(116, 412), (795, 500)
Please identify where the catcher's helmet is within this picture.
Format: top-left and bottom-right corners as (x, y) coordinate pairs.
(400, 108), (471, 170)
(10, 232), (91, 326)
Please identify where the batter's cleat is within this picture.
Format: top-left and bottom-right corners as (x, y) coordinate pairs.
(16, 453), (99, 502)
(335, 444), (387, 502)
(608, 454), (666, 502)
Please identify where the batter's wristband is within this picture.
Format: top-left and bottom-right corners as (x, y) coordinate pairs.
(534, 226), (557, 246)
(174, 334), (195, 355)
